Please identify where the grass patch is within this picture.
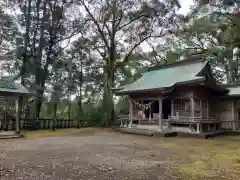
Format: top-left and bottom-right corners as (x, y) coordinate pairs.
(24, 130), (70, 139)
(23, 128), (100, 139)
(173, 138), (240, 180)
(138, 136), (240, 180)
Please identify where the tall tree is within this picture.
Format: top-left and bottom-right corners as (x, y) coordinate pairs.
(75, 0), (182, 125)
(6, 0), (77, 118)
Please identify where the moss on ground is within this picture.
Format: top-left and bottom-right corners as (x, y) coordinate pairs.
(155, 137), (240, 180)
(23, 128), (99, 139)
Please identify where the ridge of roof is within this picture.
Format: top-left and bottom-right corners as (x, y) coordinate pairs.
(148, 57), (206, 72)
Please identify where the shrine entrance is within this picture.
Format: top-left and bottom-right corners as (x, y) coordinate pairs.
(162, 98), (171, 119)
(143, 100), (159, 119)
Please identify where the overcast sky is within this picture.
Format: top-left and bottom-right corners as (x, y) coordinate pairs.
(179, 0), (194, 14)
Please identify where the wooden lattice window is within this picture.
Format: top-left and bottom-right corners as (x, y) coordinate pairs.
(173, 99), (190, 116)
(201, 100), (208, 118)
(194, 98), (201, 117)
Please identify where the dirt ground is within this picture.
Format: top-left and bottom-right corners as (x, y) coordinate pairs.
(0, 128), (239, 180)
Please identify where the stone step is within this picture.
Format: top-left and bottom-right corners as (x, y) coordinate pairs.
(0, 131), (24, 139)
(119, 128), (154, 136)
(136, 120), (158, 125)
(0, 135), (22, 139)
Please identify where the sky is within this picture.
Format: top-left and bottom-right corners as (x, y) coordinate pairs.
(179, 0), (194, 15)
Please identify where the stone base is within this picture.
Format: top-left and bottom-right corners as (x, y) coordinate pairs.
(119, 128), (153, 136)
(177, 131), (225, 139)
(0, 131), (24, 139)
(119, 128), (177, 137)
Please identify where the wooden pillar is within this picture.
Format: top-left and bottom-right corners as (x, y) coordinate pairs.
(189, 123), (192, 132)
(207, 124), (211, 132)
(214, 124), (217, 131)
(120, 118), (123, 127)
(206, 100), (209, 118)
(232, 101), (236, 130)
(15, 96), (20, 133)
(128, 98), (133, 128)
(200, 99), (202, 118)
(158, 98), (163, 130)
(191, 97), (194, 120)
(171, 100), (174, 116)
(3, 103), (7, 130)
(196, 123), (200, 134)
(149, 104), (151, 121)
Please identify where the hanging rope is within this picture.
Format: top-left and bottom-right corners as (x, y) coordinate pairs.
(131, 99), (157, 121)
(131, 99), (157, 110)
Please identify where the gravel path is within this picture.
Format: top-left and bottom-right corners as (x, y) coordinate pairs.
(0, 133), (179, 180)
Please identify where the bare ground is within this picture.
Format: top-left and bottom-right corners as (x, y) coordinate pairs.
(0, 128), (239, 180)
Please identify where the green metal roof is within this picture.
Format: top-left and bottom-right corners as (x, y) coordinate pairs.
(0, 80), (29, 95)
(118, 60), (208, 94)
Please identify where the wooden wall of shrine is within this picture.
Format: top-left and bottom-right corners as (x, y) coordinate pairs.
(213, 99), (239, 129)
(128, 85), (240, 130)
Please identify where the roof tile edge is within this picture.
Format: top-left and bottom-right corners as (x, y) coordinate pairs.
(147, 57), (206, 72)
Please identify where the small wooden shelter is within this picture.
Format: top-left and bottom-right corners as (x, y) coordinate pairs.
(0, 79), (29, 133)
(116, 59), (240, 134)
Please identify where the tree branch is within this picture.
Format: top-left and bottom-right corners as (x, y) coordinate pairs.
(118, 14), (147, 30)
(115, 29), (167, 70)
(80, 0), (110, 51)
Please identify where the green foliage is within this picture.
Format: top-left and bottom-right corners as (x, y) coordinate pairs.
(86, 110), (105, 127)
(3, 0), (240, 125)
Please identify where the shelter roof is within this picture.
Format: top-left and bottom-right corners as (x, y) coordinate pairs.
(117, 58), (209, 94)
(0, 80), (29, 95)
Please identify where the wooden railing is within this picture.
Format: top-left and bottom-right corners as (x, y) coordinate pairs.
(0, 117), (90, 131)
(221, 121), (239, 130)
(168, 116), (218, 123)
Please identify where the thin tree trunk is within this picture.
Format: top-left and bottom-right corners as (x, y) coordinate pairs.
(103, 64), (114, 127)
(77, 58), (83, 128)
(68, 59), (72, 121)
(35, 89), (44, 119)
(67, 99), (71, 121)
(52, 103), (57, 131)
(77, 96), (82, 128)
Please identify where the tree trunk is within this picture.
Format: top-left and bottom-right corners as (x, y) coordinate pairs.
(1, 105), (7, 130)
(35, 89), (44, 119)
(76, 96), (82, 128)
(52, 103), (57, 131)
(102, 64), (114, 127)
(67, 100), (71, 121)
(77, 57), (83, 128)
